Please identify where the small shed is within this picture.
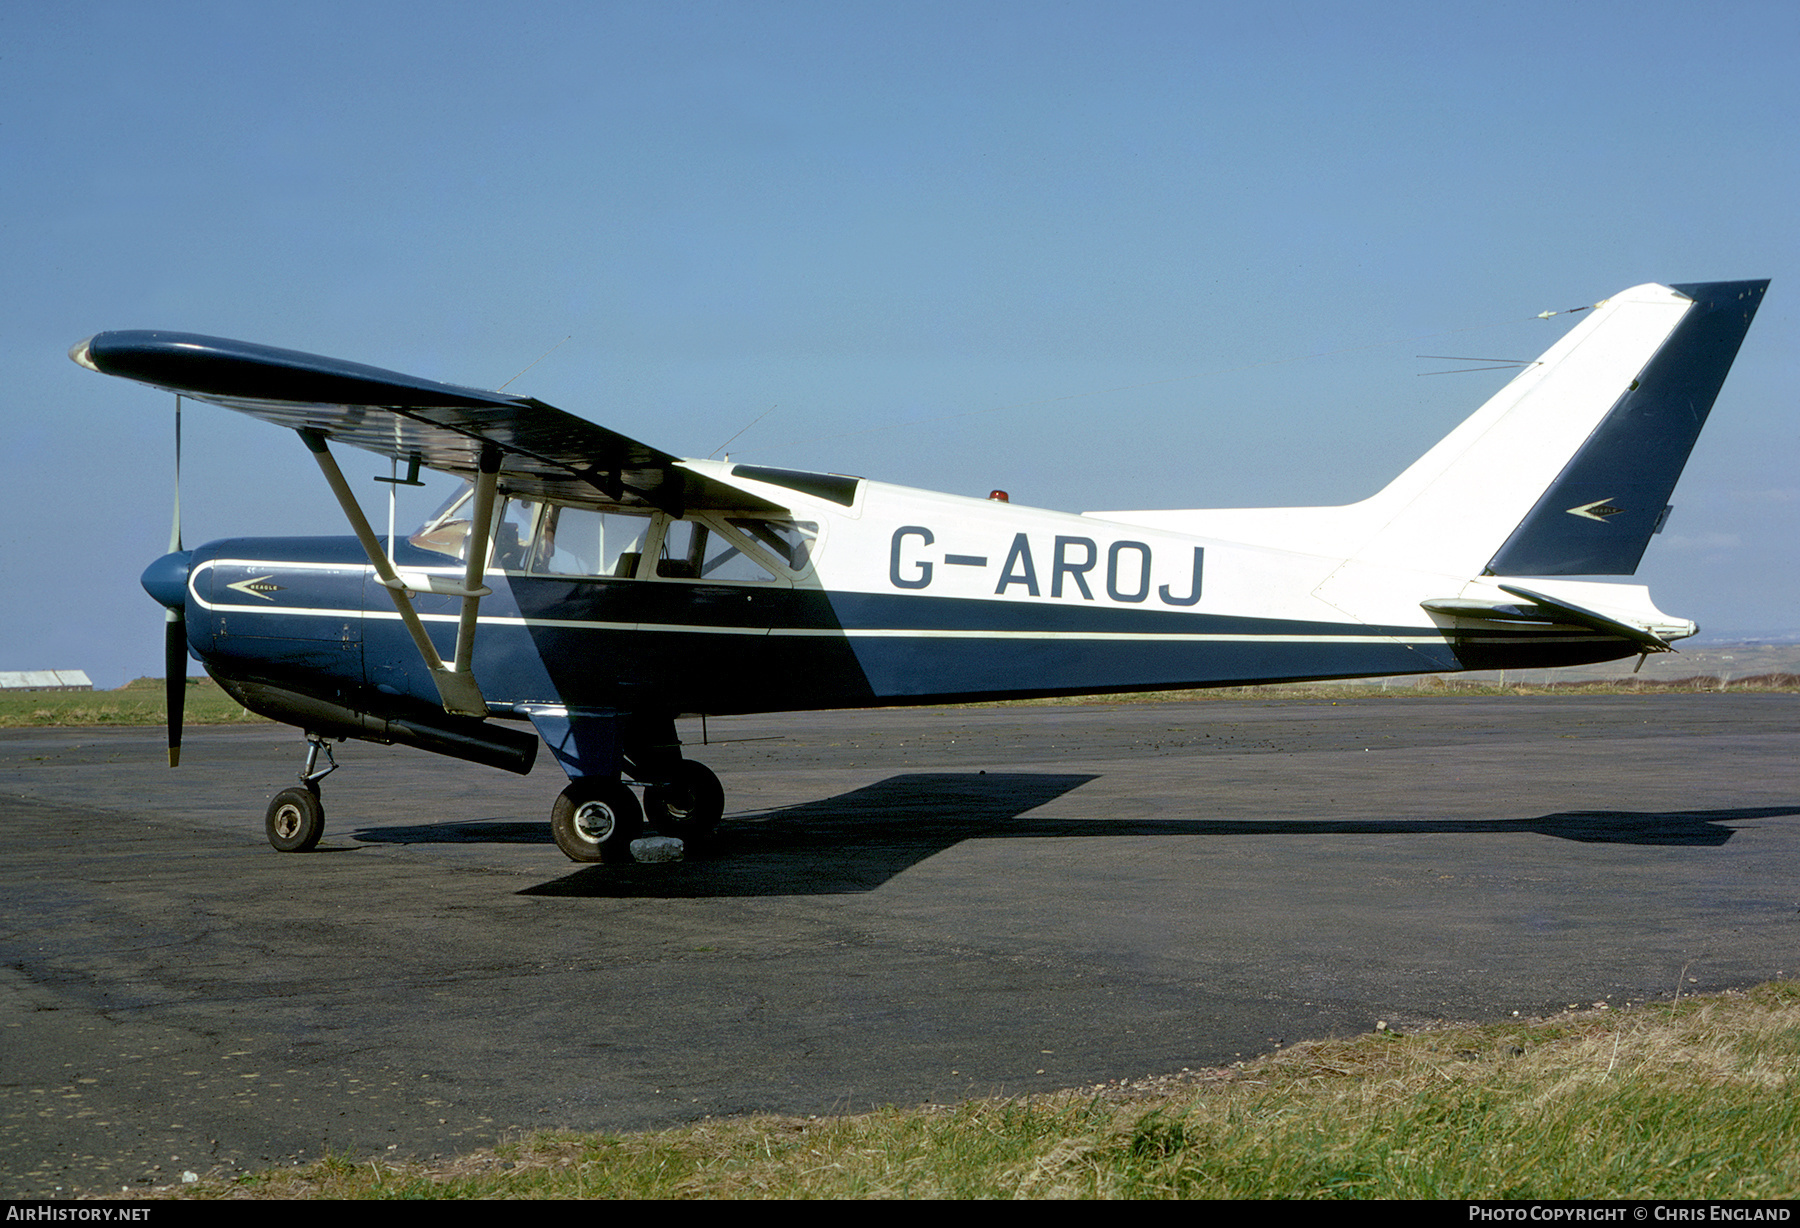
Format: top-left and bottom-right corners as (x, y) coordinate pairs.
(0, 670), (95, 692)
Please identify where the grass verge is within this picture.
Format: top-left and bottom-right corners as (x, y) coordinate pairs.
(0, 677), (269, 728)
(174, 981), (1800, 1200)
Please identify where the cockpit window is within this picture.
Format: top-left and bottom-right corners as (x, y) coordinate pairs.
(410, 491), (816, 583)
(408, 488), (544, 568)
(528, 506), (652, 578)
(490, 498), (538, 569)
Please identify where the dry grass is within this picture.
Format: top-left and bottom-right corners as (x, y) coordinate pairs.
(171, 981), (1800, 1200)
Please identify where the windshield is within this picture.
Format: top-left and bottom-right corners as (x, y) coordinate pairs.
(408, 484), (476, 558)
(408, 485), (539, 565)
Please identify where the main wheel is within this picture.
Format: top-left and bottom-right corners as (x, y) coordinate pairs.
(643, 761), (725, 841)
(265, 785), (325, 853)
(551, 778), (644, 864)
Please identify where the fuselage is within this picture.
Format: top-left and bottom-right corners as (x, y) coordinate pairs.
(166, 466), (1654, 742)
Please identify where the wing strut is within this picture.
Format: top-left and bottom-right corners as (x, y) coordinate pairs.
(299, 430), (493, 718)
(453, 445), (502, 685)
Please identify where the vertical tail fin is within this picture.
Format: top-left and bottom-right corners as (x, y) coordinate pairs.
(1483, 280), (1768, 575)
(1348, 280), (1767, 579)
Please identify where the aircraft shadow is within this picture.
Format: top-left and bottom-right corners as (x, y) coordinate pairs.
(508, 774), (1793, 899)
(522, 772), (1097, 897)
(354, 819), (554, 845)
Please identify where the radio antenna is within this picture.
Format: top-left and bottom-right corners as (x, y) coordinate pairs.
(498, 335), (572, 391)
(709, 404), (778, 459)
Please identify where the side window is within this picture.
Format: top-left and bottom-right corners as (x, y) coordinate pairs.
(656, 519), (777, 583)
(728, 519), (818, 573)
(528, 506), (653, 578)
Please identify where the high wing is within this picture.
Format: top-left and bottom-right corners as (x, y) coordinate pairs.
(70, 330), (783, 515)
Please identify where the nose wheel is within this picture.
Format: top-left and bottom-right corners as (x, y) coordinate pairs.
(265, 784), (324, 852)
(264, 733), (337, 853)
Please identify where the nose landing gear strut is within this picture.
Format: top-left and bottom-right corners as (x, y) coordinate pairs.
(264, 733), (338, 853)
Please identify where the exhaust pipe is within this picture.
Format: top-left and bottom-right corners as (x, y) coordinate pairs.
(213, 676), (538, 775)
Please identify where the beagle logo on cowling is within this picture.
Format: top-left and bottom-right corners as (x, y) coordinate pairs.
(226, 575), (285, 600)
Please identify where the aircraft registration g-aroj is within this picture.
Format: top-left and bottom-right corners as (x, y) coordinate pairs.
(74, 279), (1768, 863)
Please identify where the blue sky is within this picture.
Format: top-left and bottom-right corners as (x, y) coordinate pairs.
(4, 1), (1795, 686)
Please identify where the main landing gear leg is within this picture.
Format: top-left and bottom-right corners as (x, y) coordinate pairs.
(264, 733), (337, 853)
(536, 712), (726, 864)
(626, 714), (725, 844)
(643, 760), (724, 842)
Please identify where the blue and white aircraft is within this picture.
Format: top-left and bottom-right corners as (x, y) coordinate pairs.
(74, 279), (1768, 862)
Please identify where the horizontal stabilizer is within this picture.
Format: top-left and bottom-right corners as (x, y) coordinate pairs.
(1422, 584), (1676, 653)
(1495, 583), (1673, 652)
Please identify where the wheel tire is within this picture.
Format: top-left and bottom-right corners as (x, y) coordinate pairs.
(265, 785), (325, 853)
(643, 760), (725, 841)
(551, 778), (644, 864)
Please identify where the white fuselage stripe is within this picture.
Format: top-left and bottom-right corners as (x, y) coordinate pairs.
(187, 560), (1609, 646)
(193, 600), (1612, 647)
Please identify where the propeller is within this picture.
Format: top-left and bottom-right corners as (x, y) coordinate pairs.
(163, 395), (184, 766)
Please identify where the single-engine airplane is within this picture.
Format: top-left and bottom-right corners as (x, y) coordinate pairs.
(74, 279), (1768, 862)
